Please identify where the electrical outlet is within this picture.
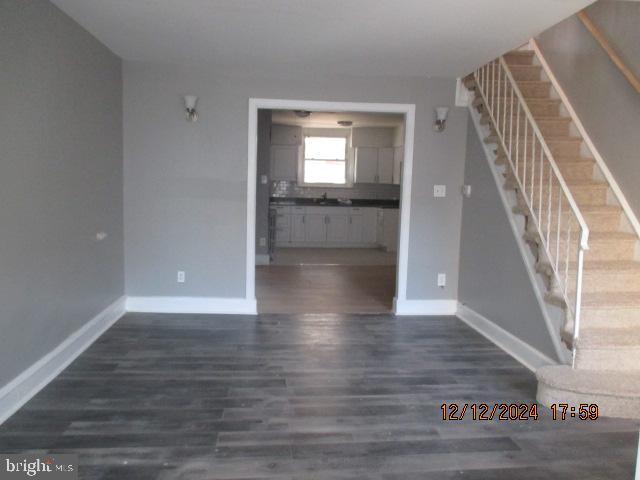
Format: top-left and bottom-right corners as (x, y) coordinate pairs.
(437, 273), (446, 288)
(177, 271), (186, 283)
(259, 237), (267, 247)
(433, 185), (446, 198)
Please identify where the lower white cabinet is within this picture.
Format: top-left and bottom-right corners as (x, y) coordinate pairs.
(377, 208), (399, 252)
(327, 214), (349, 242)
(291, 214), (306, 242)
(273, 205), (387, 247)
(304, 214), (327, 242)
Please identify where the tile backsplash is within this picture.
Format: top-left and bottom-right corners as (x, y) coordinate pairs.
(271, 181), (400, 200)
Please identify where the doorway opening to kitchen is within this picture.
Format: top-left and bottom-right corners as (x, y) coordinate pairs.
(247, 100), (415, 314)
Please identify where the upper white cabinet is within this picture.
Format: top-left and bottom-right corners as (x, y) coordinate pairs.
(393, 146), (403, 185)
(355, 147), (396, 184)
(270, 145), (298, 181)
(354, 147), (379, 183)
(378, 147), (394, 184)
(271, 125), (302, 145)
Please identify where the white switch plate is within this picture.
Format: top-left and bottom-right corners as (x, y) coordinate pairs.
(433, 185), (446, 197)
(462, 185), (472, 197)
(177, 271), (186, 283)
(437, 273), (446, 288)
(259, 237), (267, 247)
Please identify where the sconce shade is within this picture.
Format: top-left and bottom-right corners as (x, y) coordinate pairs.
(433, 106), (449, 132)
(435, 107), (449, 121)
(184, 95), (198, 110)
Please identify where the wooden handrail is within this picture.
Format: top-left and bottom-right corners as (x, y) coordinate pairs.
(577, 10), (640, 94)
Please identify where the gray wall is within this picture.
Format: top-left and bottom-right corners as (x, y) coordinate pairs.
(536, 1), (640, 218)
(458, 116), (559, 360)
(0, 0), (123, 387)
(255, 110), (272, 257)
(123, 63), (468, 300)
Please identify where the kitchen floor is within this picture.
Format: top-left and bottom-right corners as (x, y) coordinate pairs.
(256, 264), (396, 314)
(258, 248), (396, 314)
(271, 247), (396, 266)
(1, 313), (636, 479)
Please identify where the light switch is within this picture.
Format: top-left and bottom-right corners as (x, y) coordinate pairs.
(462, 185), (472, 197)
(260, 174), (268, 184)
(433, 185), (446, 197)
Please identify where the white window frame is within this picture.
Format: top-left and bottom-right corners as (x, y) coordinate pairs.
(298, 129), (353, 188)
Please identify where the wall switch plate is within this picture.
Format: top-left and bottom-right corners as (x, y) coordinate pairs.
(95, 231), (107, 241)
(462, 185), (472, 197)
(260, 174), (268, 184)
(433, 185), (446, 197)
(437, 273), (446, 288)
(259, 237), (267, 247)
(177, 271), (186, 283)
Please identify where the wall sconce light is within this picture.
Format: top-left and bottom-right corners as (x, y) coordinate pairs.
(433, 107), (449, 132)
(184, 95), (199, 122)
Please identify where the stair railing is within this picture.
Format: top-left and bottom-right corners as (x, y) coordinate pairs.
(473, 57), (590, 364)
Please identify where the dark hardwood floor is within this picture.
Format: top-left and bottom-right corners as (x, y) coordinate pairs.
(0, 313), (637, 479)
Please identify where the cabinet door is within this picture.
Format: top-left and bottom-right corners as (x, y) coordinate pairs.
(393, 146), (403, 185)
(361, 208), (378, 244)
(305, 214), (327, 242)
(355, 147), (379, 183)
(326, 214), (350, 242)
(378, 147), (395, 184)
(348, 215), (364, 243)
(270, 145), (298, 181)
(291, 215), (306, 242)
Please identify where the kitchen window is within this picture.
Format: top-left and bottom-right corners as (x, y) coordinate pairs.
(302, 136), (348, 185)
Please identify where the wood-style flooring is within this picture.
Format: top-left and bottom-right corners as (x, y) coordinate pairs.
(0, 313), (637, 479)
(256, 265), (396, 314)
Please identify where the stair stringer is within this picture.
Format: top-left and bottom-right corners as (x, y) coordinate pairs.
(467, 99), (572, 365)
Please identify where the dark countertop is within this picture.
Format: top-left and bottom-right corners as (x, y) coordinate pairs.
(270, 197), (399, 208)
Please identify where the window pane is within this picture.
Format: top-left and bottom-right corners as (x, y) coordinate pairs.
(304, 160), (346, 184)
(304, 137), (346, 160)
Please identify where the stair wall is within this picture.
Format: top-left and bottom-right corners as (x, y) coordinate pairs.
(536, 3), (640, 222)
(458, 111), (567, 364)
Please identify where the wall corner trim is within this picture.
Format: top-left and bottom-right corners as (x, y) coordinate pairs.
(457, 303), (557, 372)
(0, 296), (127, 425)
(126, 296), (258, 315)
(394, 299), (458, 316)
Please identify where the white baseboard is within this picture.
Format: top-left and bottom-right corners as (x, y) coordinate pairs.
(255, 254), (270, 265)
(126, 296), (258, 315)
(0, 296), (126, 425)
(457, 303), (556, 372)
(394, 298), (457, 316)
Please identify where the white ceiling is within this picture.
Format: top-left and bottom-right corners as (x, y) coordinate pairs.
(51, 0), (595, 77)
(271, 111), (404, 128)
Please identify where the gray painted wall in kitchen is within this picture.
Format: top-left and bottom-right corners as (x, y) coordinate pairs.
(458, 115), (559, 360)
(0, 0), (123, 388)
(123, 63), (468, 300)
(255, 110), (272, 257)
(536, 1), (640, 219)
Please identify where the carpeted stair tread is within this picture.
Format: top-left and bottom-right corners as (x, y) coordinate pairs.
(537, 365), (640, 397)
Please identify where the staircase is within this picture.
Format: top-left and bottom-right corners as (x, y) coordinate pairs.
(466, 48), (640, 418)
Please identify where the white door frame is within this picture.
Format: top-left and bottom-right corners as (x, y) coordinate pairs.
(246, 98), (416, 313)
